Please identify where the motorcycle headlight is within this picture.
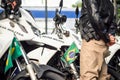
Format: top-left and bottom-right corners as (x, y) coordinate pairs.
(26, 21), (41, 36)
(32, 26), (41, 36)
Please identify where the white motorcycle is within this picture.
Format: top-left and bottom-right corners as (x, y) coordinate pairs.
(0, 7), (66, 80)
(27, 5), (81, 80)
(0, 0), (81, 79)
(22, 0), (81, 79)
(105, 19), (120, 80)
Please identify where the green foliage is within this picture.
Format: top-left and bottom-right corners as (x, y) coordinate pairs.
(72, 3), (82, 8)
(116, 1), (120, 36)
(72, 1), (82, 8)
(117, 0), (120, 19)
(118, 9), (120, 18)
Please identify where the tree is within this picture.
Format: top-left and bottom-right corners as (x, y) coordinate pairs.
(72, 1), (82, 8)
(116, 0), (120, 18)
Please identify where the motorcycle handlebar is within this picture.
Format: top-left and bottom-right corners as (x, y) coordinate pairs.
(53, 8), (67, 24)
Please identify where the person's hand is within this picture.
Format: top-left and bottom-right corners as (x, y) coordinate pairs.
(7, 1), (17, 10)
(107, 34), (116, 46)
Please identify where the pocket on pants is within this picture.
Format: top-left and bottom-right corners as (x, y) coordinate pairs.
(94, 40), (110, 57)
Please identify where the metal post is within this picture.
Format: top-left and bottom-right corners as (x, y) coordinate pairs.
(45, 0), (48, 34)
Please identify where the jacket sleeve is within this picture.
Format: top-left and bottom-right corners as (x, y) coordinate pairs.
(84, 0), (107, 34)
(108, 20), (117, 36)
(84, 0), (117, 42)
(85, 0), (107, 34)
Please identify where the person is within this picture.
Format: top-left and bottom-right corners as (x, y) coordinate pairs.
(79, 0), (117, 80)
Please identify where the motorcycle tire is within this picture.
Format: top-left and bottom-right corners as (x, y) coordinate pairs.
(108, 50), (120, 80)
(12, 69), (66, 80)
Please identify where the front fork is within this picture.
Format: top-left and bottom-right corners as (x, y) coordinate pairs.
(18, 42), (37, 80)
(70, 63), (79, 80)
(15, 59), (37, 80)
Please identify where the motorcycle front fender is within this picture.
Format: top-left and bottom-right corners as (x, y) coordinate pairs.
(12, 62), (65, 80)
(32, 62), (65, 78)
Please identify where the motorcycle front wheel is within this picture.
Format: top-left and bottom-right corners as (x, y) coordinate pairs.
(108, 50), (120, 80)
(12, 69), (66, 80)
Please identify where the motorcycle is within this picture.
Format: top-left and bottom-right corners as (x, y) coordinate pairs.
(0, 6), (66, 80)
(26, 0), (81, 80)
(36, 0), (81, 80)
(105, 20), (120, 80)
(0, 0), (81, 79)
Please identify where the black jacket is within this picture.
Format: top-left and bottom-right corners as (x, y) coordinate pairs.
(79, 0), (117, 43)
